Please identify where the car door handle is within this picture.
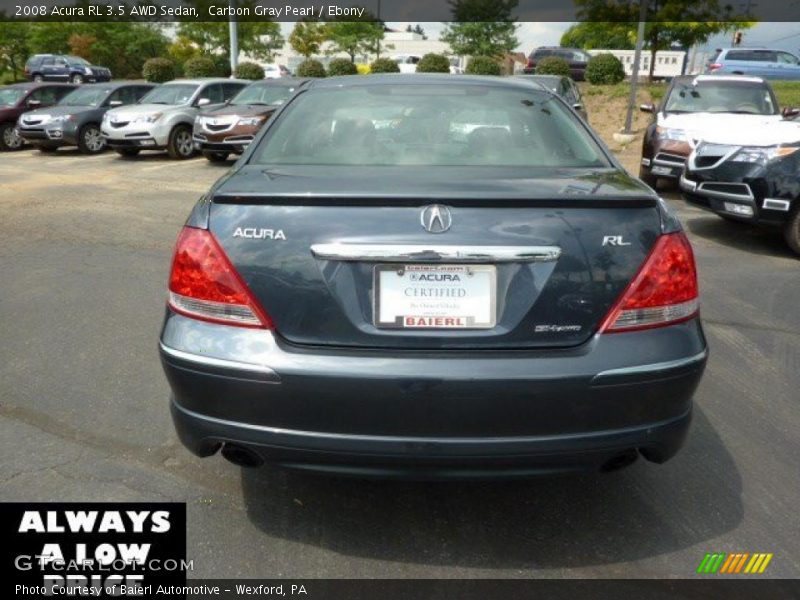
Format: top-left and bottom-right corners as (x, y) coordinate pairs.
(310, 243), (562, 263)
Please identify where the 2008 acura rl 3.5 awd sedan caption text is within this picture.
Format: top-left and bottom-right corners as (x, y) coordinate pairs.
(159, 75), (707, 479)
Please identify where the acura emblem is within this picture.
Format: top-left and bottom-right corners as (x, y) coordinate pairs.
(420, 204), (452, 234)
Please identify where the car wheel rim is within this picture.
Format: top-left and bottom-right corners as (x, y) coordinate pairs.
(4, 127), (22, 148)
(85, 128), (104, 152)
(177, 131), (193, 156)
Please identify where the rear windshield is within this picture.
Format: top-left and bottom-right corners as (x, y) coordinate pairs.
(0, 88), (25, 106)
(231, 84), (296, 106)
(59, 86), (110, 106)
(664, 81), (777, 115)
(139, 84), (198, 105)
(251, 84), (609, 168)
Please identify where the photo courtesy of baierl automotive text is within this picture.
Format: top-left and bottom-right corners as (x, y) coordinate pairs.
(1, 0), (799, 598)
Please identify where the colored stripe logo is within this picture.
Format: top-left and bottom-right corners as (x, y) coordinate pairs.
(697, 552), (773, 574)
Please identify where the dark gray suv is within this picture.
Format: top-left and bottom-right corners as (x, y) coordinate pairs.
(17, 82), (155, 154)
(160, 75), (706, 479)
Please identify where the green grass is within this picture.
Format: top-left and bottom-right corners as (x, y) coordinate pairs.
(580, 81), (667, 103)
(770, 81), (800, 108)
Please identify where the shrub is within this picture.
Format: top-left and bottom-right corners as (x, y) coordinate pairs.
(535, 56), (571, 77)
(213, 55), (232, 77)
(416, 53), (451, 73)
(327, 58), (358, 76)
(370, 57), (400, 74)
(183, 56), (217, 78)
(235, 62), (265, 80)
(296, 59), (326, 78)
(585, 53), (626, 85)
(142, 58), (176, 83)
(465, 56), (501, 76)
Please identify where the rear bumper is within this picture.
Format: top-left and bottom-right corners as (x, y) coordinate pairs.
(160, 312), (707, 477)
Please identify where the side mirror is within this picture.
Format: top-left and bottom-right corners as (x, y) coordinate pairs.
(639, 103), (656, 113)
(108, 100), (123, 107)
(782, 106), (799, 118)
(196, 98), (211, 107)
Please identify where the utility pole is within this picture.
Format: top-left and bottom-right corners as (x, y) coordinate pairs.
(229, 0), (239, 76)
(623, 0), (648, 134)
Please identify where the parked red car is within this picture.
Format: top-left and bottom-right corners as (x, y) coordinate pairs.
(0, 82), (76, 150)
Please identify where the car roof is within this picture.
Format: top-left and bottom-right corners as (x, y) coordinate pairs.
(306, 73), (553, 90)
(721, 47), (787, 53)
(3, 82), (76, 90)
(163, 78), (248, 85)
(692, 74), (766, 84)
(247, 78), (308, 87)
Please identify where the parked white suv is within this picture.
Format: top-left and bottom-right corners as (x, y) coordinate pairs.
(102, 78), (247, 159)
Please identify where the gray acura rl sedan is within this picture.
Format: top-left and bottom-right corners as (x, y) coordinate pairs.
(159, 75), (707, 479)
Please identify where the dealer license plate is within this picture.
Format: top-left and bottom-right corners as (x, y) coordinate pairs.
(374, 264), (496, 329)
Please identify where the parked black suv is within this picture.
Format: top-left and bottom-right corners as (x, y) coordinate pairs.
(524, 47), (592, 80)
(17, 82), (155, 154)
(25, 54), (112, 84)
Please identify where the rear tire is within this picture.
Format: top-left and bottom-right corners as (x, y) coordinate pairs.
(115, 148), (140, 158)
(638, 167), (658, 189)
(167, 125), (195, 160)
(783, 207), (800, 255)
(0, 122), (23, 151)
(203, 150), (229, 162)
(77, 124), (105, 154)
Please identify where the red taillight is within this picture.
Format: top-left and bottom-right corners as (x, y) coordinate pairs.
(709, 62), (722, 71)
(167, 226), (273, 328)
(599, 232), (699, 333)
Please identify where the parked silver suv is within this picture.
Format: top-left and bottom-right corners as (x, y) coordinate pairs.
(102, 78), (247, 159)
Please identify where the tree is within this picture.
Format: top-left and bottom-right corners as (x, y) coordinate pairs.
(405, 24), (428, 40)
(178, 1), (283, 62)
(289, 20), (326, 58)
(178, 21), (283, 62)
(561, 22), (636, 50)
(25, 22), (169, 79)
(441, 0), (519, 58)
(325, 19), (385, 63)
(573, 0), (754, 80)
(0, 21), (31, 81)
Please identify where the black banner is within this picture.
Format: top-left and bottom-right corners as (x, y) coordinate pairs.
(3, 503), (187, 597)
(0, 0), (798, 23)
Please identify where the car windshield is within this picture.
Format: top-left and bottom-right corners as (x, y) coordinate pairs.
(231, 84), (296, 106)
(664, 81), (777, 115)
(252, 84), (609, 168)
(0, 88), (25, 106)
(59, 86), (110, 107)
(139, 84), (198, 105)
(67, 56), (90, 66)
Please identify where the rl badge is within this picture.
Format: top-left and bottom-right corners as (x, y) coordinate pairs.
(4, 502), (187, 596)
(375, 264), (497, 329)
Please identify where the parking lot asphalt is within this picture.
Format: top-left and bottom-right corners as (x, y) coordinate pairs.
(1, 148), (798, 579)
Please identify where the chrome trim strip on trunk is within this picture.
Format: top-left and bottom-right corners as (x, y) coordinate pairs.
(594, 349), (708, 379)
(310, 243), (562, 263)
(159, 343), (281, 383)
